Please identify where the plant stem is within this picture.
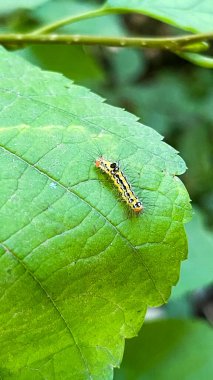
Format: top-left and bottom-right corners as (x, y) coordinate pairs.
(0, 32), (213, 50)
(32, 6), (113, 35)
(32, 6), (142, 35)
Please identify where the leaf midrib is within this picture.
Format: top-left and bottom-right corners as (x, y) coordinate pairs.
(0, 242), (92, 379)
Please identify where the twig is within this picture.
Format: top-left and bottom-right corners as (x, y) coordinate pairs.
(0, 32), (212, 51)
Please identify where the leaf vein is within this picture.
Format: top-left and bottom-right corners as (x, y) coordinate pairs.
(0, 143), (166, 303)
(0, 242), (93, 379)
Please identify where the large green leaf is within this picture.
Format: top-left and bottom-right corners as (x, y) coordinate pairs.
(0, 47), (191, 379)
(105, 0), (213, 33)
(114, 319), (213, 380)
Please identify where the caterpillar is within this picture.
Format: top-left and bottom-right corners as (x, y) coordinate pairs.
(95, 157), (143, 213)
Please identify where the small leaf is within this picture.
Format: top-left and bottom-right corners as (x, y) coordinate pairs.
(0, 47), (191, 378)
(175, 51), (213, 68)
(179, 41), (209, 53)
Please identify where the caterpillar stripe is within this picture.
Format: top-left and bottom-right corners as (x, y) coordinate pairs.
(95, 157), (143, 213)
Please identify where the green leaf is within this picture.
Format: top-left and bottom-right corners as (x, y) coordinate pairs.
(171, 208), (213, 299)
(179, 41), (209, 53)
(105, 0), (213, 33)
(114, 319), (213, 380)
(0, 47), (191, 379)
(18, 45), (104, 82)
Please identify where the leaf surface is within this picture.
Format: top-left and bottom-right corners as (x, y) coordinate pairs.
(106, 0), (213, 33)
(0, 47), (191, 379)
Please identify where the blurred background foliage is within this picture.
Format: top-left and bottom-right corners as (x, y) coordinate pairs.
(1, 0), (213, 379)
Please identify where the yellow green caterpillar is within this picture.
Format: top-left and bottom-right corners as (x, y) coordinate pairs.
(95, 157), (143, 213)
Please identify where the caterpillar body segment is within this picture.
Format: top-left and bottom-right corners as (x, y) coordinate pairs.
(95, 157), (143, 213)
